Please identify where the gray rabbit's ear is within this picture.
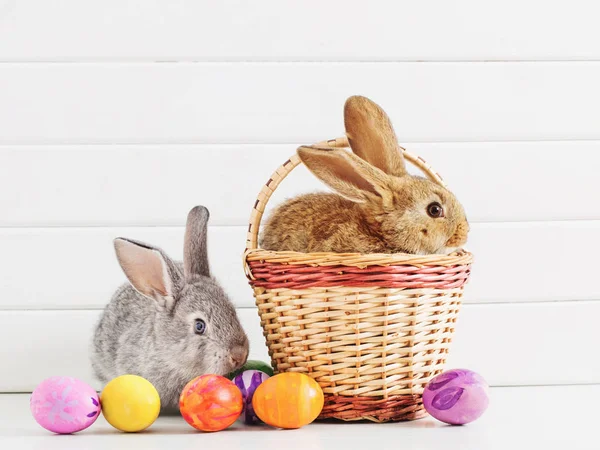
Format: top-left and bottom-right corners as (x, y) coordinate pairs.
(184, 205), (211, 280)
(344, 95), (407, 178)
(114, 238), (181, 308)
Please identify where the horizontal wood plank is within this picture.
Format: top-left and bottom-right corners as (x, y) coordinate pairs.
(1, 63), (600, 144)
(0, 1), (599, 61)
(447, 301), (599, 386)
(2, 302), (597, 391)
(1, 141), (598, 226)
(1, 222), (598, 310)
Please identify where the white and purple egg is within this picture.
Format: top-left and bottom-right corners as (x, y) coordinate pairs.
(30, 377), (101, 434)
(233, 370), (270, 424)
(423, 369), (489, 425)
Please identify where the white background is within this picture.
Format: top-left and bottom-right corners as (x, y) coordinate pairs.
(1, 0), (599, 392)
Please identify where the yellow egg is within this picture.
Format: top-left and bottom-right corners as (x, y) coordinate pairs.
(100, 375), (160, 432)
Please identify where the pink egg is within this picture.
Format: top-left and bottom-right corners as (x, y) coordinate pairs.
(30, 377), (101, 434)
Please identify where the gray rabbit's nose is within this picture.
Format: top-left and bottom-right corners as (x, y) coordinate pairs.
(228, 346), (249, 369)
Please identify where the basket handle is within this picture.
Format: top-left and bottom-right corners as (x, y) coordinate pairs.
(245, 137), (447, 251)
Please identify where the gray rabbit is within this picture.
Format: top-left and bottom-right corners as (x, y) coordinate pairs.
(91, 206), (249, 410)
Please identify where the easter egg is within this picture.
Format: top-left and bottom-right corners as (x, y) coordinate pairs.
(423, 369), (489, 425)
(233, 370), (270, 424)
(30, 377), (101, 434)
(180, 374), (243, 432)
(226, 360), (274, 379)
(252, 372), (324, 429)
(100, 375), (160, 432)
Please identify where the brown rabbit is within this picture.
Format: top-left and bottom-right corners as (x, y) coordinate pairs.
(260, 96), (469, 255)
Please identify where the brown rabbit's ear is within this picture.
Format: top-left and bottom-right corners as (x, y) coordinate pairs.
(297, 145), (391, 203)
(344, 95), (407, 177)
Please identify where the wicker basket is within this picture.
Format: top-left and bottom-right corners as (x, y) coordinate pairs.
(243, 136), (473, 422)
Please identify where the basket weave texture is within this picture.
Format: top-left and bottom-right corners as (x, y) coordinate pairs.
(243, 137), (473, 422)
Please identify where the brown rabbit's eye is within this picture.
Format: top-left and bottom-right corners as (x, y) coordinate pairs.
(427, 202), (444, 218)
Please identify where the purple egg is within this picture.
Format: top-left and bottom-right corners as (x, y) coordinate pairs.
(233, 370), (270, 424)
(423, 369), (489, 425)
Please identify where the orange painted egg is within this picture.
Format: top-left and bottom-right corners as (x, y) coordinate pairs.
(179, 375), (243, 432)
(252, 373), (324, 429)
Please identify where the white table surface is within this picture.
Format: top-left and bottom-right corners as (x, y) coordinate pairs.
(2, 385), (597, 450)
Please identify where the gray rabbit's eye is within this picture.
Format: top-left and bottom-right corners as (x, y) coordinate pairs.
(427, 202), (444, 218)
(194, 319), (207, 335)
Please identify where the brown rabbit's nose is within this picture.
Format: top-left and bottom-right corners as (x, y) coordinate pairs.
(446, 221), (469, 247)
(228, 346), (249, 369)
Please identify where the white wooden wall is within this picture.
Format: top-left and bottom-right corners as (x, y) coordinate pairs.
(1, 0), (599, 392)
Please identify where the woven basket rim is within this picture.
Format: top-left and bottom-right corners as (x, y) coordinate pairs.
(245, 248), (473, 279)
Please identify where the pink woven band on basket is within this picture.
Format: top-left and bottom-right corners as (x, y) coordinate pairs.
(248, 261), (471, 289)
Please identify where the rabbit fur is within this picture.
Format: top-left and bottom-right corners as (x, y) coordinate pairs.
(260, 96), (469, 255)
(91, 206), (249, 411)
